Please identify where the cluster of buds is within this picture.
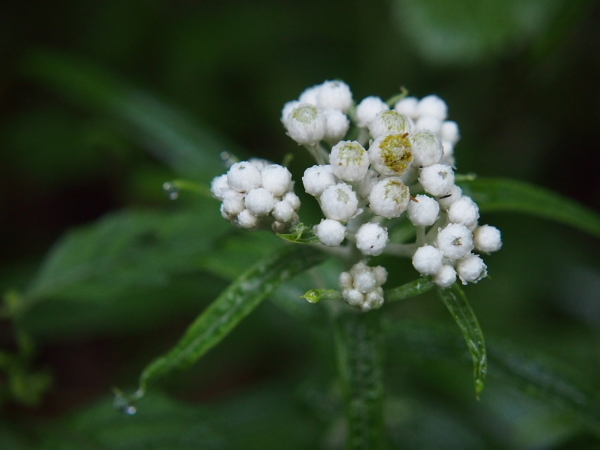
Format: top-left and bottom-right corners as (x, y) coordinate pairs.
(210, 158), (301, 232)
(339, 262), (387, 311)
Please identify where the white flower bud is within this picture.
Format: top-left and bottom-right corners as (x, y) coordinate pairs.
(236, 209), (258, 229)
(354, 270), (377, 294)
(227, 161), (262, 193)
(416, 95), (448, 121)
(394, 96), (419, 119)
(368, 111), (411, 139)
(281, 101), (300, 124)
(244, 188), (275, 217)
(220, 203), (232, 221)
(355, 223), (388, 256)
(355, 169), (380, 199)
(249, 158), (272, 172)
(436, 223), (474, 260)
(457, 254), (488, 285)
(329, 140), (369, 182)
(434, 264), (457, 288)
(369, 177), (410, 219)
(437, 184), (462, 209)
(261, 164), (292, 196)
(415, 115), (442, 134)
(440, 121), (460, 144)
(221, 191), (245, 216)
(344, 289), (364, 307)
(448, 196), (479, 227)
(419, 164), (455, 196)
(298, 85), (319, 105)
(339, 271), (353, 289)
(284, 104), (326, 146)
(316, 80), (353, 112)
(441, 141), (455, 166)
(302, 165), (337, 197)
(407, 194), (440, 226)
(474, 225), (502, 253)
(315, 218), (346, 246)
(210, 174), (231, 201)
(272, 200), (295, 222)
(372, 266), (388, 286)
(355, 96), (389, 128)
(364, 288), (384, 310)
(283, 192), (301, 210)
(323, 109), (350, 144)
(368, 134), (413, 177)
(410, 130), (443, 167)
(320, 183), (359, 221)
(412, 245), (443, 276)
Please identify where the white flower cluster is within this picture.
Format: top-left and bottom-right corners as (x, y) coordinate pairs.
(211, 158), (301, 232)
(339, 262), (387, 311)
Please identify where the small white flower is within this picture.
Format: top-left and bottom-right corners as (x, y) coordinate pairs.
(302, 165), (337, 197)
(355, 169), (380, 200)
(447, 196), (479, 227)
(210, 174), (231, 201)
(369, 177), (410, 219)
(415, 115), (442, 134)
(437, 184), (462, 209)
(368, 110), (411, 139)
(473, 225), (502, 253)
(272, 200), (295, 222)
(372, 266), (388, 286)
(440, 121), (460, 145)
(236, 209), (258, 229)
(407, 194), (440, 227)
(436, 223), (474, 260)
(419, 164), (455, 196)
(339, 271), (353, 289)
(457, 254), (488, 284)
(281, 101), (300, 124)
(368, 134), (413, 177)
(227, 161), (263, 193)
(440, 141), (455, 166)
(416, 95), (448, 121)
(315, 218), (346, 246)
(412, 245), (443, 276)
(298, 85), (320, 105)
(356, 96), (389, 128)
(316, 80), (353, 112)
(284, 104), (326, 146)
(329, 140), (369, 182)
(248, 158), (272, 171)
(364, 288), (384, 310)
(355, 223), (389, 256)
(221, 190), (245, 216)
(261, 164), (292, 196)
(353, 270), (378, 293)
(410, 130), (443, 167)
(434, 264), (457, 288)
(323, 109), (350, 144)
(244, 188), (275, 217)
(283, 192), (301, 210)
(344, 289), (364, 307)
(320, 183), (359, 221)
(394, 96), (419, 119)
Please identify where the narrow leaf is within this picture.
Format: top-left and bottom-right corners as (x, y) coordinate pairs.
(135, 245), (326, 394)
(460, 177), (600, 238)
(277, 223), (320, 244)
(436, 284), (487, 398)
(385, 277), (434, 302)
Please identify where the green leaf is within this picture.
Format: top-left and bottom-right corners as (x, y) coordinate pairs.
(385, 277), (434, 302)
(277, 223), (320, 244)
(134, 244), (327, 395)
(334, 309), (386, 449)
(21, 51), (244, 180)
(459, 177), (600, 239)
(436, 284), (487, 398)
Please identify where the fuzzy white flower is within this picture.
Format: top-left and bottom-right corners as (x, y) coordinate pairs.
(272, 200), (295, 222)
(419, 164), (455, 196)
(329, 141), (369, 182)
(368, 133), (413, 177)
(412, 245), (443, 276)
(457, 254), (488, 284)
(298, 85), (320, 105)
(434, 264), (457, 288)
(356, 96), (389, 128)
(320, 183), (359, 221)
(284, 104), (326, 146)
(355, 169), (380, 199)
(372, 266), (388, 285)
(344, 289), (364, 307)
(353, 269), (378, 294)
(283, 192), (301, 210)
(437, 185), (462, 209)
(244, 188), (275, 217)
(416, 95), (448, 121)
(210, 174), (231, 201)
(473, 225), (502, 253)
(227, 161), (262, 193)
(355, 223), (388, 256)
(221, 190), (245, 216)
(249, 158), (271, 171)
(369, 177), (410, 219)
(236, 209), (258, 229)
(436, 223), (474, 260)
(407, 194), (440, 227)
(323, 109), (350, 144)
(315, 219), (346, 246)
(415, 115), (442, 134)
(281, 100), (300, 123)
(440, 121), (460, 145)
(316, 80), (353, 112)
(368, 110), (411, 139)
(447, 196), (479, 227)
(302, 165), (337, 197)
(394, 96), (419, 119)
(410, 130), (443, 167)
(261, 164), (292, 196)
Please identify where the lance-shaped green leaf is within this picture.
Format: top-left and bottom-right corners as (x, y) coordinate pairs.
(277, 223), (320, 244)
(459, 177), (600, 239)
(334, 309), (386, 449)
(436, 284), (487, 399)
(134, 244), (326, 396)
(385, 277), (434, 302)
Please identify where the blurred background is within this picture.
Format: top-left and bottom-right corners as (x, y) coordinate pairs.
(1, 0), (600, 448)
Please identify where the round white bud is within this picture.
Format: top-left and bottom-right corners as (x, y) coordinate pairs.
(353, 270), (377, 294)
(440, 121), (460, 144)
(272, 200), (295, 222)
(320, 183), (359, 221)
(394, 96), (419, 119)
(236, 209), (258, 229)
(248, 158), (271, 171)
(302, 165), (337, 197)
(416, 95), (448, 121)
(281, 101), (300, 124)
(221, 191), (245, 216)
(315, 219), (346, 246)
(410, 130), (443, 167)
(415, 115), (442, 134)
(368, 110), (411, 139)
(457, 254), (488, 284)
(474, 225), (502, 253)
(284, 104), (326, 146)
(323, 109), (350, 144)
(355, 169), (380, 200)
(282, 192), (300, 210)
(355, 223), (389, 256)
(368, 133), (413, 177)
(437, 185), (462, 209)
(316, 80), (353, 112)
(434, 264), (457, 288)
(344, 289), (364, 307)
(419, 164), (455, 196)
(412, 245), (443, 276)
(436, 223), (474, 260)
(448, 196), (479, 227)
(261, 164), (292, 196)
(364, 288), (384, 310)
(356, 96), (389, 128)
(350, 261), (369, 277)
(244, 188), (275, 217)
(441, 141), (455, 166)
(227, 161), (262, 193)
(210, 174), (231, 201)
(339, 271), (353, 289)
(329, 140), (369, 182)
(369, 177), (410, 219)
(298, 85), (319, 105)
(407, 194), (440, 226)
(372, 266), (388, 286)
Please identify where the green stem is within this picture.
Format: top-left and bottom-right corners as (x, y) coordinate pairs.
(333, 308), (386, 449)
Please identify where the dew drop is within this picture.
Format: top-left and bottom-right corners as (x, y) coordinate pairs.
(162, 182), (179, 200)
